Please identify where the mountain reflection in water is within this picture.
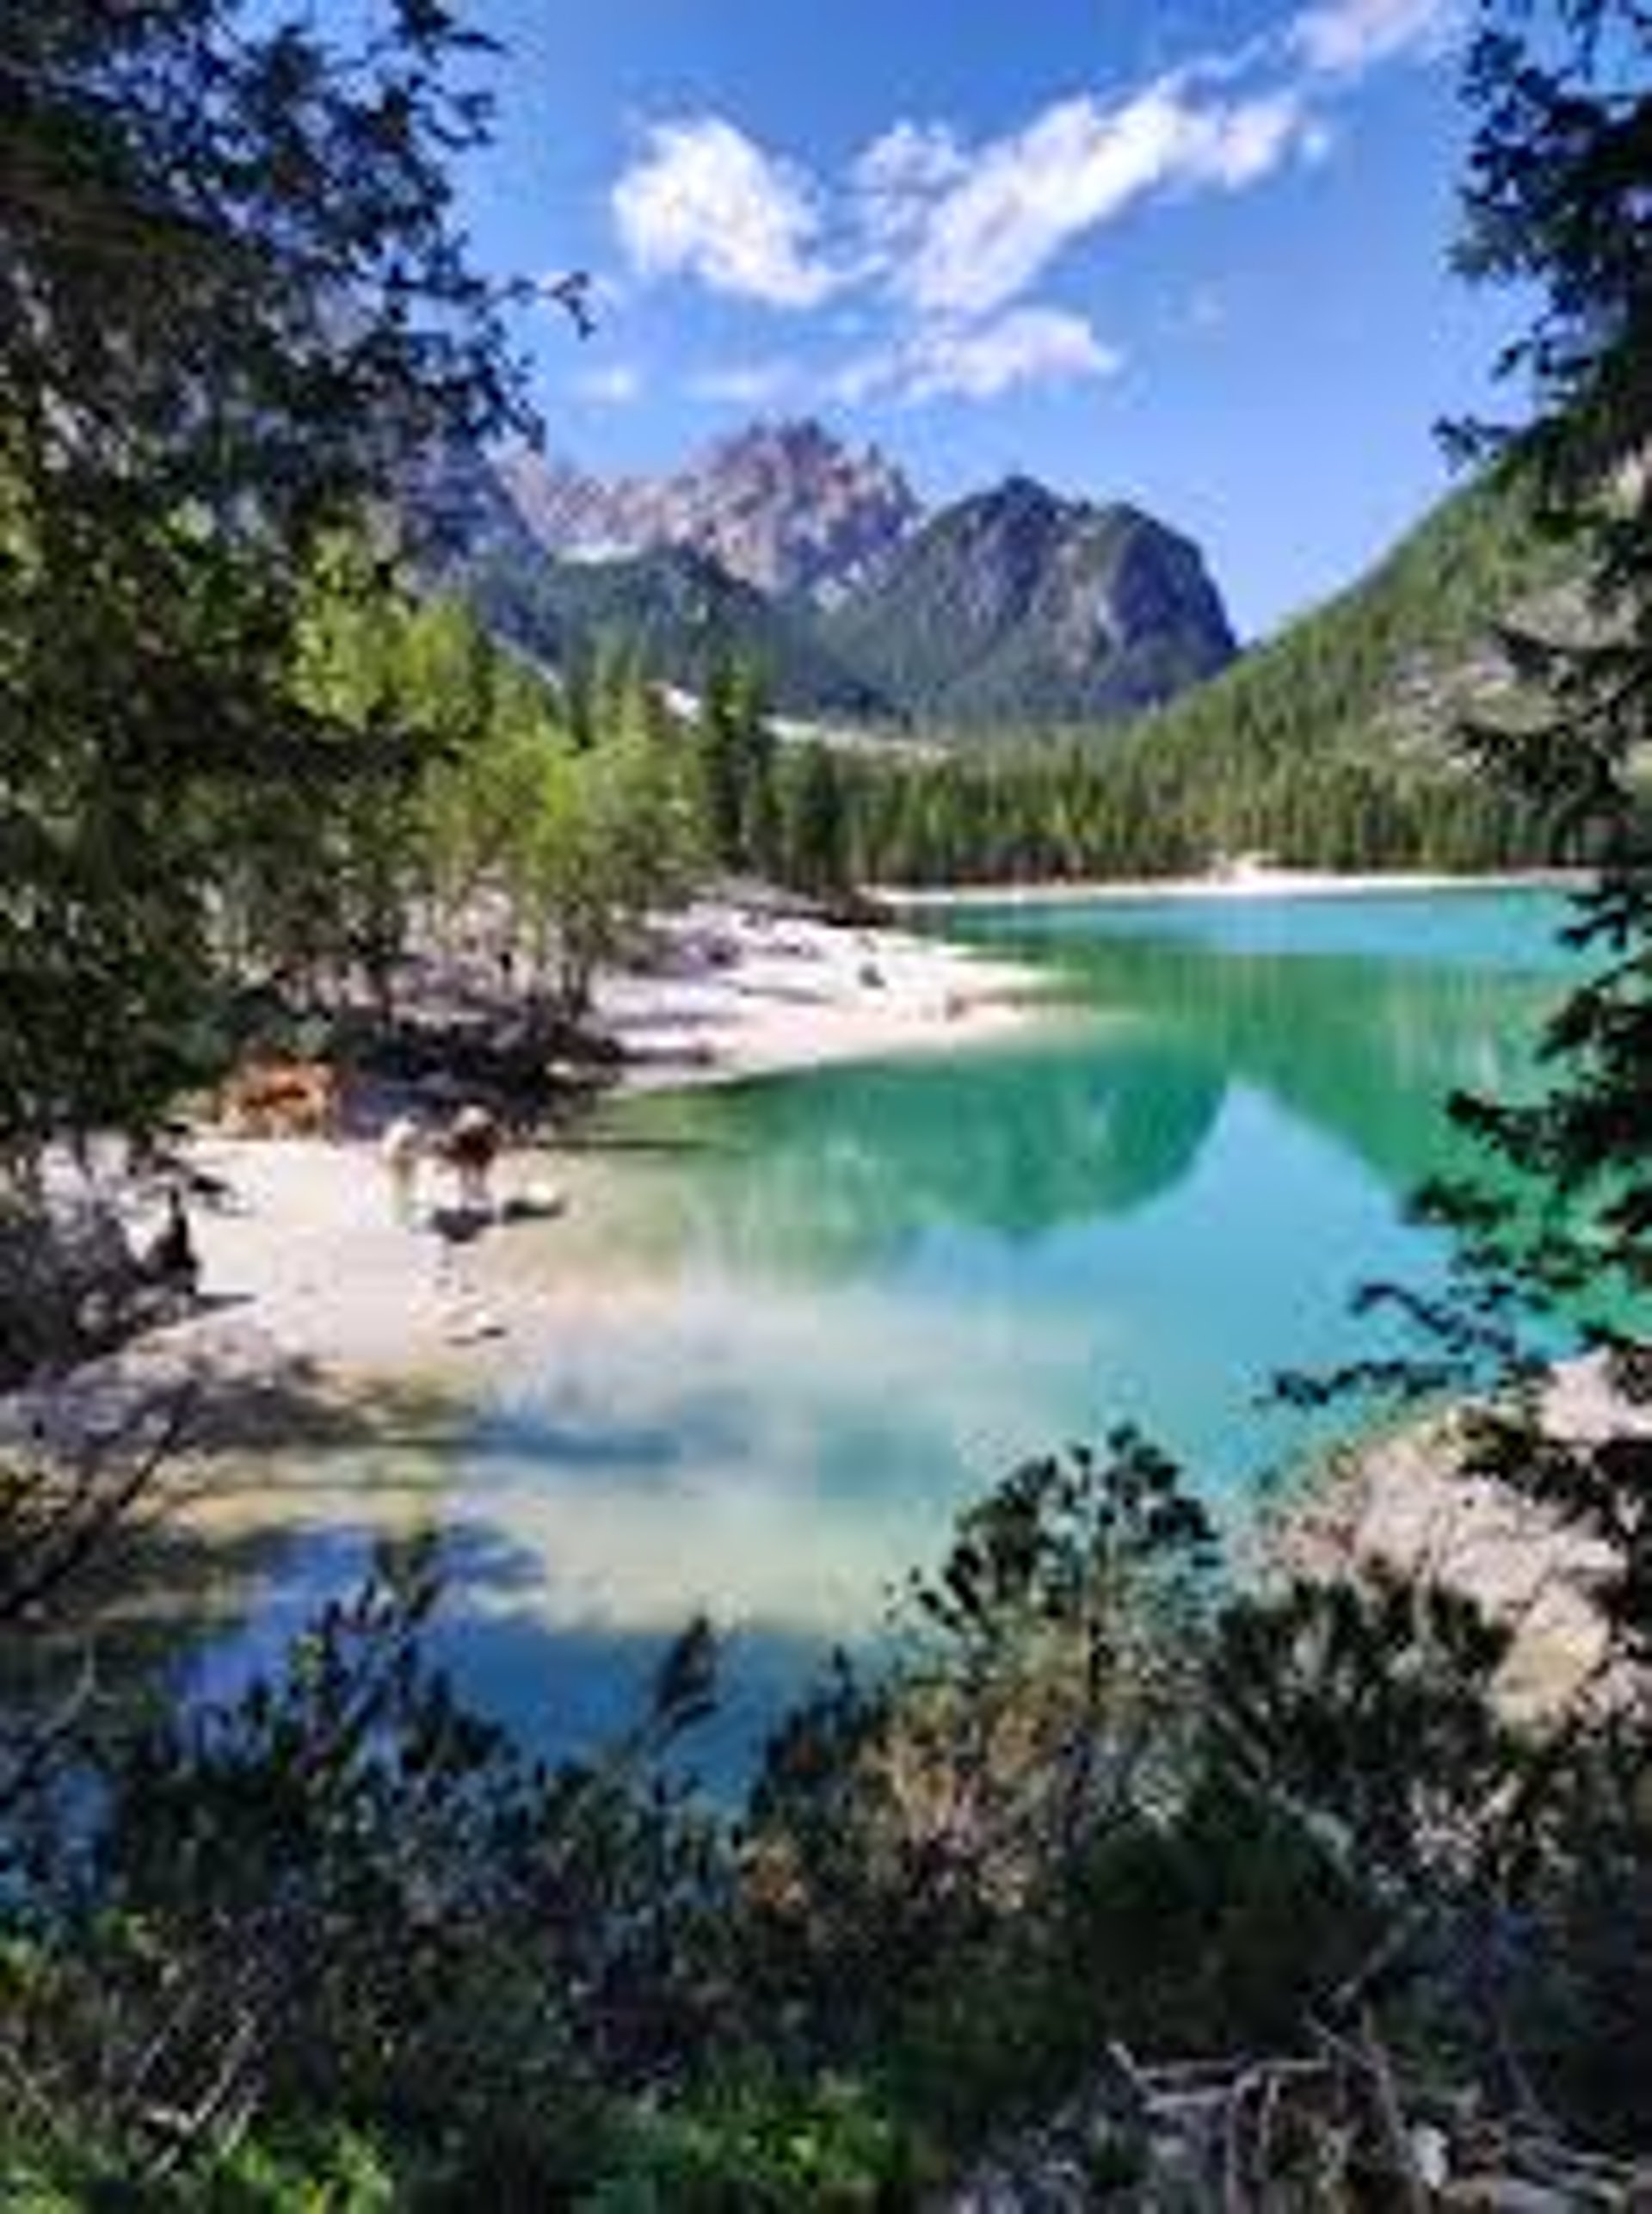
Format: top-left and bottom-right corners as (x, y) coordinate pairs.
(185, 888), (1575, 1784)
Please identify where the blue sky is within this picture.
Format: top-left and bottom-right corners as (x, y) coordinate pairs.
(441, 0), (1518, 636)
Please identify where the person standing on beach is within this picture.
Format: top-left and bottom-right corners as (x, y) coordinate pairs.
(379, 1116), (425, 1224)
(445, 1104), (502, 1215)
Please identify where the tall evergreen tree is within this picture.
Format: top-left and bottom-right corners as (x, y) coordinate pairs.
(0, 0), (525, 1167)
(1242, 7), (1652, 2136)
(698, 653), (772, 871)
(782, 744), (852, 899)
(1429, 0), (1651, 1440)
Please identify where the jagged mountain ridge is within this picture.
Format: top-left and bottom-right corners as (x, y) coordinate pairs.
(495, 420), (923, 605)
(424, 419), (1240, 731)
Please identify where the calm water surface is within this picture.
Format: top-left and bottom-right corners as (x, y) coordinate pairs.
(192, 887), (1578, 1779)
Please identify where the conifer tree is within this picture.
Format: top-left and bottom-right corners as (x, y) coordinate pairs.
(0, 0), (524, 1163)
(1422, 0), (1652, 1612)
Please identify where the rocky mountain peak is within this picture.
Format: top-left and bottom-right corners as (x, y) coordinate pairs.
(706, 417), (841, 471)
(427, 429), (1239, 734)
(981, 472), (1063, 514)
(492, 418), (922, 604)
(821, 473), (1237, 726)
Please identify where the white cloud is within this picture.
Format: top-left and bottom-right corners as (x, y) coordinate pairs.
(1184, 89), (1318, 185)
(852, 120), (971, 255)
(840, 306), (1122, 405)
(608, 78), (1319, 331)
(689, 361), (802, 405)
(605, 14), (1453, 407)
(896, 82), (1318, 319)
(570, 361), (643, 406)
(1290, 0), (1459, 75)
(612, 117), (838, 308)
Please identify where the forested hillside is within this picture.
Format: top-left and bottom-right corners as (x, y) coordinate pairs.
(1110, 457), (1572, 811)
(450, 451), (1579, 897)
(808, 459), (1584, 885)
(466, 540), (893, 719)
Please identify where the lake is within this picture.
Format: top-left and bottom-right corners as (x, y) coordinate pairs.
(189, 885), (1578, 1783)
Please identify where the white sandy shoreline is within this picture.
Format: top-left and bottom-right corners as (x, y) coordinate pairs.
(595, 897), (1050, 1093)
(148, 896), (1052, 1385)
(4, 900), (1056, 1428)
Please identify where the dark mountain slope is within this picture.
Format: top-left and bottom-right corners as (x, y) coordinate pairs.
(466, 542), (892, 719)
(822, 478), (1237, 729)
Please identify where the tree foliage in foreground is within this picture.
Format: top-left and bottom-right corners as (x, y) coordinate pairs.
(1370, 0), (1652, 1676)
(3, 1426), (1643, 2202)
(3, 0), (1651, 2201)
(0, 0), (522, 1167)
(1285, 0), (1652, 2152)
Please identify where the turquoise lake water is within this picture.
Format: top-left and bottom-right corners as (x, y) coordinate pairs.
(192, 885), (1579, 1780)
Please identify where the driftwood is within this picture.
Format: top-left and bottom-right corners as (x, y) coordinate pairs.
(946, 2030), (1649, 2209)
(0, 1385), (197, 1823)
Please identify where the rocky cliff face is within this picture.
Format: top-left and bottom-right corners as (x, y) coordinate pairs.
(401, 439), (546, 570)
(416, 425), (1239, 732)
(822, 477), (1238, 727)
(494, 420), (923, 604)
